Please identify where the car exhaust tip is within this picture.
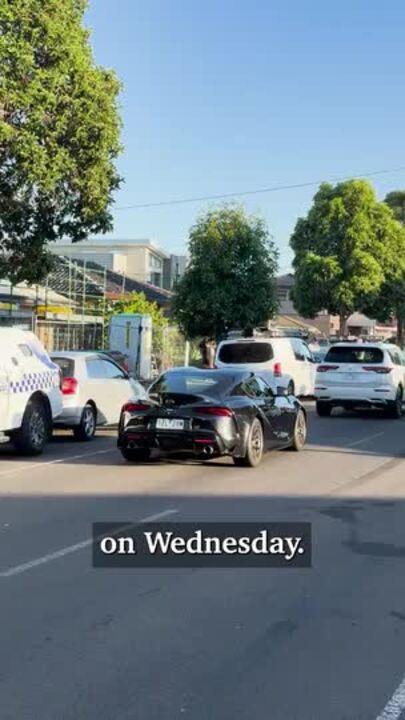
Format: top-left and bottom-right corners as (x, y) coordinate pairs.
(202, 445), (214, 456)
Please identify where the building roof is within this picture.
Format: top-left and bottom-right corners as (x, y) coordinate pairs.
(51, 237), (169, 257)
(45, 256), (173, 307)
(276, 273), (295, 288)
(346, 312), (375, 328)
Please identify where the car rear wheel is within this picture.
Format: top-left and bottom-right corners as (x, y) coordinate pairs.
(73, 404), (97, 441)
(13, 398), (49, 456)
(287, 381), (295, 396)
(386, 387), (403, 419)
(316, 401), (332, 417)
(290, 409), (307, 451)
(233, 418), (264, 468)
(120, 447), (151, 463)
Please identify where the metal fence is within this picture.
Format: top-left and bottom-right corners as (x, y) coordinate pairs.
(36, 319), (104, 352)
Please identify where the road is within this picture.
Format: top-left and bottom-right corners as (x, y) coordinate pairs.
(0, 404), (405, 720)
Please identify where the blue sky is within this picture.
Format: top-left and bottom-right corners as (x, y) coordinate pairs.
(86, 0), (405, 272)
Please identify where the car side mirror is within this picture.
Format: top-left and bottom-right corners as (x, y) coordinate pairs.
(276, 386), (288, 397)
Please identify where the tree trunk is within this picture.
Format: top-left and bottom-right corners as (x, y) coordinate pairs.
(339, 312), (348, 338)
(397, 314), (404, 349)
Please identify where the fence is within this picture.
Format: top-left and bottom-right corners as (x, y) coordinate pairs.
(151, 325), (201, 373)
(36, 319), (104, 352)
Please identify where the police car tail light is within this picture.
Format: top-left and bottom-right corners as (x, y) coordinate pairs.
(273, 362), (282, 377)
(62, 377), (78, 395)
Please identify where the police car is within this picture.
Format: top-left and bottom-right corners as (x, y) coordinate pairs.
(0, 328), (63, 455)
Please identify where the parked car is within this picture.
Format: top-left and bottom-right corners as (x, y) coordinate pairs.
(118, 367), (307, 467)
(51, 351), (147, 440)
(215, 336), (316, 396)
(0, 328), (62, 455)
(314, 342), (405, 417)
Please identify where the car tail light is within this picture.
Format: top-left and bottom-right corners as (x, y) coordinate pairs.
(61, 377), (78, 395)
(317, 365), (339, 373)
(122, 402), (151, 413)
(362, 366), (392, 374)
(273, 362), (282, 377)
(193, 406), (233, 417)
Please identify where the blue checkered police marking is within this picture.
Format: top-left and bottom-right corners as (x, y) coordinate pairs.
(9, 371), (57, 394)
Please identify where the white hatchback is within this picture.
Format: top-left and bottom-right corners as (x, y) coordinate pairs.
(314, 343), (405, 418)
(51, 352), (147, 440)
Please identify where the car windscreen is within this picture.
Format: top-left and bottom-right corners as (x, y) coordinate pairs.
(218, 342), (274, 364)
(149, 372), (236, 398)
(51, 357), (75, 378)
(324, 346), (384, 364)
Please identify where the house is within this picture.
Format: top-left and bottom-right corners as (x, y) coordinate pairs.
(276, 274), (335, 336)
(163, 254), (188, 290)
(50, 238), (187, 290)
(275, 274), (395, 339)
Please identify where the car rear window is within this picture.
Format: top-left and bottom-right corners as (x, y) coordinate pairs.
(218, 342), (273, 364)
(51, 357), (75, 378)
(324, 346), (384, 364)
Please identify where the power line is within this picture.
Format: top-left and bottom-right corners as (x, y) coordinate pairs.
(115, 165), (405, 211)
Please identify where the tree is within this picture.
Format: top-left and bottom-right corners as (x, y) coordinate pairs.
(0, 0), (122, 284)
(384, 191), (405, 225)
(172, 205), (279, 340)
(363, 191), (405, 347)
(290, 180), (402, 335)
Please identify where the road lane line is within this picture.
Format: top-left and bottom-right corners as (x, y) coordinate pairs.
(376, 675), (405, 720)
(347, 431), (385, 448)
(0, 448), (117, 478)
(0, 508), (178, 578)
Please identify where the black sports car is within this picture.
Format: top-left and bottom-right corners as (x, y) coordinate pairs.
(117, 367), (307, 467)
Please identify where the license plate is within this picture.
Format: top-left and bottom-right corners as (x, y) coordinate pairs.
(155, 418), (184, 430)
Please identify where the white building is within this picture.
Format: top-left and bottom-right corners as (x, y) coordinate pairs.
(50, 238), (170, 288)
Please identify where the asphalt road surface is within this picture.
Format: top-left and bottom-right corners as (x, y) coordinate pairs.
(1, 404), (405, 720)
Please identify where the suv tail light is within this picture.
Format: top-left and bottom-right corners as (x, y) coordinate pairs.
(193, 406), (233, 417)
(273, 362), (282, 377)
(122, 402), (151, 413)
(61, 377), (78, 395)
(317, 365), (339, 373)
(362, 366), (392, 374)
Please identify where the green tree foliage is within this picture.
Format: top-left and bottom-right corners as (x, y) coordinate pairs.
(172, 206), (279, 340)
(364, 191), (405, 346)
(0, 0), (122, 284)
(384, 191), (405, 225)
(290, 180), (403, 335)
(106, 292), (168, 331)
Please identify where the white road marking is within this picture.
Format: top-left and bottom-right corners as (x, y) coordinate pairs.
(0, 448), (116, 478)
(376, 675), (405, 720)
(347, 431), (385, 448)
(0, 508), (178, 578)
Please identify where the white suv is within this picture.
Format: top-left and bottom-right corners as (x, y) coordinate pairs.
(314, 342), (405, 418)
(215, 336), (316, 396)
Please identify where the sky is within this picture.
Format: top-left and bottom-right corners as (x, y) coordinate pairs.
(86, 0), (405, 272)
